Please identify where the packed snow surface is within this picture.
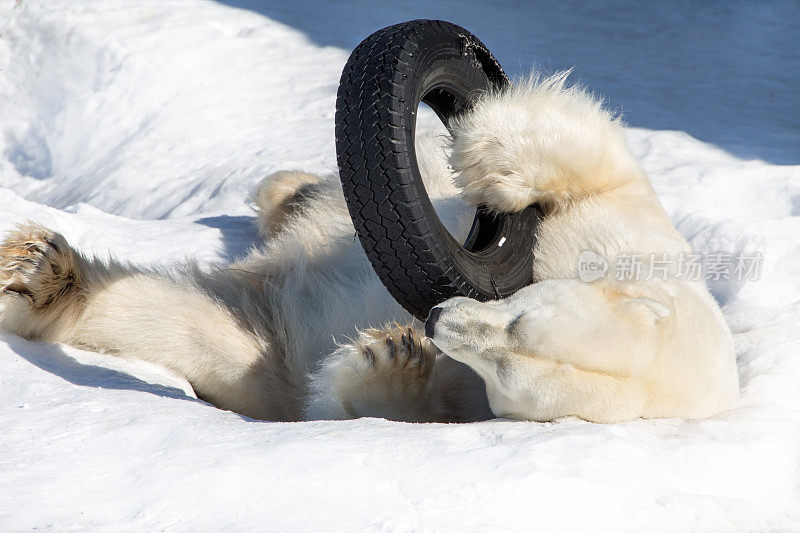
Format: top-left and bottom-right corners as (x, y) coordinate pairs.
(1, 1), (799, 530)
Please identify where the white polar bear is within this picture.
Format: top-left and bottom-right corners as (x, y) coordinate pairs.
(0, 74), (739, 423)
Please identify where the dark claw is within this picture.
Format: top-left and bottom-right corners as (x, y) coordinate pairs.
(408, 337), (418, 359)
(385, 336), (396, 358)
(401, 333), (412, 351)
(4, 285), (34, 301)
(44, 238), (60, 253)
(25, 242), (46, 254)
(364, 346), (376, 365)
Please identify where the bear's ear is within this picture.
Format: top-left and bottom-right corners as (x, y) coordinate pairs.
(625, 296), (671, 323)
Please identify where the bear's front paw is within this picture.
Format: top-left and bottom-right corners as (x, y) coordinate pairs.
(358, 326), (437, 382)
(306, 325), (446, 422)
(0, 224), (82, 311)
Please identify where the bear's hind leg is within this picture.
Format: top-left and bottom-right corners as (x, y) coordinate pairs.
(251, 170), (323, 238)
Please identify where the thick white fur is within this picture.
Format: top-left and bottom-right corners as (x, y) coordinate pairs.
(451, 72), (641, 212)
(0, 73), (738, 423)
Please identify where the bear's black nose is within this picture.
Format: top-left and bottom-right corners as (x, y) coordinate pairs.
(425, 306), (443, 338)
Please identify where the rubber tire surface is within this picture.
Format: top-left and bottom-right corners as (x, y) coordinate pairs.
(336, 20), (540, 321)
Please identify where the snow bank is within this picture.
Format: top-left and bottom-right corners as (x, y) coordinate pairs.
(1, 1), (799, 530)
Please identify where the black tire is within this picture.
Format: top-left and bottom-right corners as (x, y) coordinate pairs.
(336, 20), (541, 321)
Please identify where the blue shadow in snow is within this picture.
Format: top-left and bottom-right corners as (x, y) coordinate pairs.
(5, 334), (192, 400)
(6, 334), (259, 421)
(215, 0), (800, 164)
(196, 214), (260, 261)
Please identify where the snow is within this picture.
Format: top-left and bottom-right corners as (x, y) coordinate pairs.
(1, 0), (799, 530)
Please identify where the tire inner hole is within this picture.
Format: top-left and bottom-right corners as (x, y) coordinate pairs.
(415, 94), (503, 254)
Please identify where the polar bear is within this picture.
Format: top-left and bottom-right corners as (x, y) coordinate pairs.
(0, 74), (739, 423)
